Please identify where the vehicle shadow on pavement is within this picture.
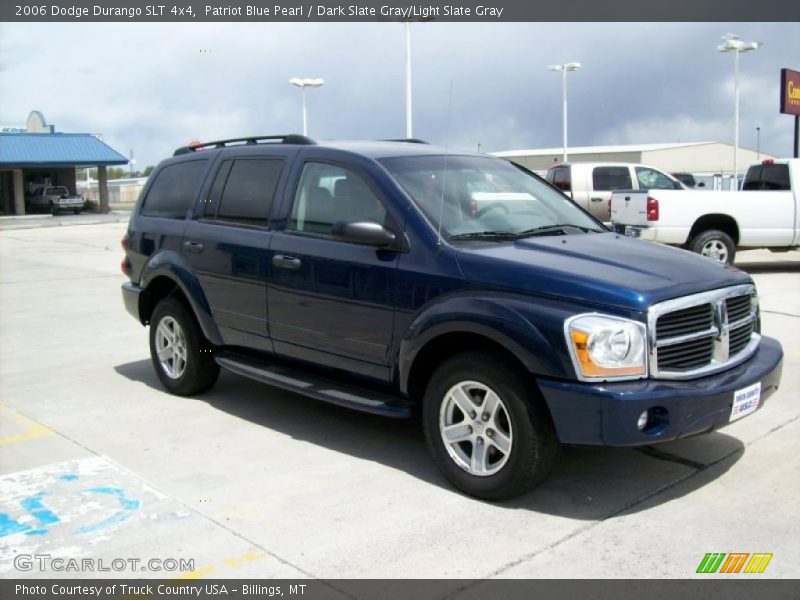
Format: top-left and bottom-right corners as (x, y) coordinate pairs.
(736, 260), (800, 274)
(115, 359), (744, 520)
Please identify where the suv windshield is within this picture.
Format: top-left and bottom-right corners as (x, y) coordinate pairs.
(380, 155), (603, 239)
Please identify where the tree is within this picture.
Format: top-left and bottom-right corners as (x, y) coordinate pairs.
(142, 165), (155, 177)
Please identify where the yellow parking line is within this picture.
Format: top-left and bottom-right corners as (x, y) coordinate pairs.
(175, 550), (271, 579)
(0, 406), (54, 446)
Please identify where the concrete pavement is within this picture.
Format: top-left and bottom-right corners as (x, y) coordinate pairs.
(0, 222), (798, 587)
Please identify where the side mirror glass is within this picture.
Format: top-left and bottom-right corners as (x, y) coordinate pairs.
(331, 220), (396, 247)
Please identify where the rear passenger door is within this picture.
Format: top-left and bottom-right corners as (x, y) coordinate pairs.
(182, 154), (288, 351)
(267, 158), (401, 378)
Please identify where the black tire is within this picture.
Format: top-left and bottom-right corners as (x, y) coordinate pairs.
(689, 229), (736, 265)
(149, 296), (219, 395)
(50, 202), (58, 216)
(73, 208), (81, 215)
(422, 352), (561, 500)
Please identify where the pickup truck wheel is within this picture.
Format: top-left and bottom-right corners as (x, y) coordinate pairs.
(690, 230), (736, 264)
(49, 202), (58, 216)
(423, 353), (560, 500)
(149, 297), (219, 396)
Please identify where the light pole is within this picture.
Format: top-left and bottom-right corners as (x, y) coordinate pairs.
(548, 62), (581, 162)
(405, 22), (413, 138)
(756, 126), (761, 161)
(718, 34), (760, 190)
(289, 77), (325, 136)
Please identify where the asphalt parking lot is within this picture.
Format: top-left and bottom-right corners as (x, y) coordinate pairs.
(1, 219), (798, 586)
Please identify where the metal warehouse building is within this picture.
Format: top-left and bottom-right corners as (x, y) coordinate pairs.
(494, 142), (775, 190)
(0, 111), (128, 215)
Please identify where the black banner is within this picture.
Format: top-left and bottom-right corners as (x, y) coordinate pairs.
(3, 0), (800, 22)
(3, 580), (800, 600)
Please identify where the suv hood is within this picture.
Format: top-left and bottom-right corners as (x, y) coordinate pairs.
(456, 232), (751, 312)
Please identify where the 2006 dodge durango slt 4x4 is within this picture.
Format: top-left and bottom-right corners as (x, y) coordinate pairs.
(121, 135), (784, 500)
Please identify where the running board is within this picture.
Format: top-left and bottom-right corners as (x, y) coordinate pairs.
(215, 354), (413, 418)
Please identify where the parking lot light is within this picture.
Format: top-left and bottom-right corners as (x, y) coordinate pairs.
(718, 34), (761, 191)
(289, 77), (325, 136)
(548, 62), (581, 162)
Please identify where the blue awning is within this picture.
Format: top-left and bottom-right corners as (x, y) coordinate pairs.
(0, 133), (128, 167)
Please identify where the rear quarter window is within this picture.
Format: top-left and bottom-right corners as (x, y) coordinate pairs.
(141, 160), (208, 219)
(548, 166), (571, 192)
(743, 164), (791, 191)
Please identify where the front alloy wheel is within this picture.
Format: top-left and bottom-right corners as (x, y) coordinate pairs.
(423, 352), (560, 500)
(439, 381), (513, 476)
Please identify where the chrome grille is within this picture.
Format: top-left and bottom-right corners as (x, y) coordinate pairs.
(648, 285), (760, 379)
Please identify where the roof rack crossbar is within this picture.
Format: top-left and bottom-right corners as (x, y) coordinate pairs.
(174, 134), (315, 155)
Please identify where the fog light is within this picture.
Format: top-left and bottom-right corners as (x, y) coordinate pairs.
(637, 410), (649, 431)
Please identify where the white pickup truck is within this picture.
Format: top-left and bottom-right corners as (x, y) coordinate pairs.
(610, 158), (800, 264)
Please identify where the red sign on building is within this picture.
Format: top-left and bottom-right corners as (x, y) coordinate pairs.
(781, 68), (800, 116)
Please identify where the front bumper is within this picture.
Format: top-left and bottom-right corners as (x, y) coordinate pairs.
(121, 282), (143, 322)
(538, 336), (783, 446)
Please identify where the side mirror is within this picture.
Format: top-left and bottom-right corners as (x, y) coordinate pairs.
(331, 220), (396, 247)
(698, 182), (706, 188)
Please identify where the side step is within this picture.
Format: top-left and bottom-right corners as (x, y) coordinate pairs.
(215, 354), (414, 418)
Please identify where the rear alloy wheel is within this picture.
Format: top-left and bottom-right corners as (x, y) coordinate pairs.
(149, 297), (219, 395)
(690, 229), (736, 265)
(423, 353), (560, 500)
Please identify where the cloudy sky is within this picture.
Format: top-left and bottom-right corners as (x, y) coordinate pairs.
(1, 21), (798, 168)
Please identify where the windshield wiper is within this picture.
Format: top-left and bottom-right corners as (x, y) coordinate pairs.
(514, 224), (600, 237)
(449, 230), (519, 241)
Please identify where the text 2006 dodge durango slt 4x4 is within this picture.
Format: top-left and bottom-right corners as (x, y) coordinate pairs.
(121, 135), (783, 500)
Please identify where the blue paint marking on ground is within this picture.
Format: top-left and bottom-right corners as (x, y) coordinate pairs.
(0, 513), (32, 537)
(20, 492), (61, 526)
(58, 474), (79, 481)
(75, 486), (140, 535)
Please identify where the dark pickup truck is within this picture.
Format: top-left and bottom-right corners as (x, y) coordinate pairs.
(121, 135), (783, 500)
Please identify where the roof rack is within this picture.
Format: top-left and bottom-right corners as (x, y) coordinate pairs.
(380, 138), (429, 144)
(174, 134), (316, 156)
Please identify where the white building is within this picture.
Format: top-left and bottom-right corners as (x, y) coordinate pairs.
(493, 142), (774, 190)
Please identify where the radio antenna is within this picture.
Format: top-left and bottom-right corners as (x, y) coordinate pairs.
(436, 80), (454, 249)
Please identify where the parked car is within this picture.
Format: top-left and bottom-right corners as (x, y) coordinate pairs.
(611, 159), (800, 264)
(545, 162), (684, 221)
(26, 185), (84, 214)
(121, 136), (783, 500)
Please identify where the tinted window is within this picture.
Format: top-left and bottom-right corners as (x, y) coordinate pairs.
(141, 160), (207, 219)
(215, 158), (284, 225)
(743, 164), (790, 191)
(592, 167), (632, 191)
(635, 167), (680, 190)
(289, 162), (386, 235)
(549, 166), (571, 192)
(742, 166), (763, 190)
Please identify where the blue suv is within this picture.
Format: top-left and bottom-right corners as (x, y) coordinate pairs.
(122, 135), (783, 500)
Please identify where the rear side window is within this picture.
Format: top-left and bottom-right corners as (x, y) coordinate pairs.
(548, 166), (571, 192)
(141, 160), (207, 219)
(213, 158), (284, 225)
(743, 164), (790, 191)
(592, 167), (632, 191)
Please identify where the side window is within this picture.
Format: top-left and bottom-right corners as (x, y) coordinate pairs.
(761, 164), (791, 191)
(635, 167), (678, 190)
(213, 158), (284, 225)
(592, 166), (632, 191)
(289, 162), (386, 235)
(141, 160), (207, 219)
(742, 166), (763, 190)
(550, 167), (571, 192)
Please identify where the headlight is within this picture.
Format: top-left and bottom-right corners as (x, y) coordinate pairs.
(565, 314), (647, 381)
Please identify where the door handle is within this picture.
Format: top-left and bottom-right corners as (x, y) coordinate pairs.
(272, 255), (302, 270)
(590, 197), (603, 202)
(183, 241), (204, 253)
